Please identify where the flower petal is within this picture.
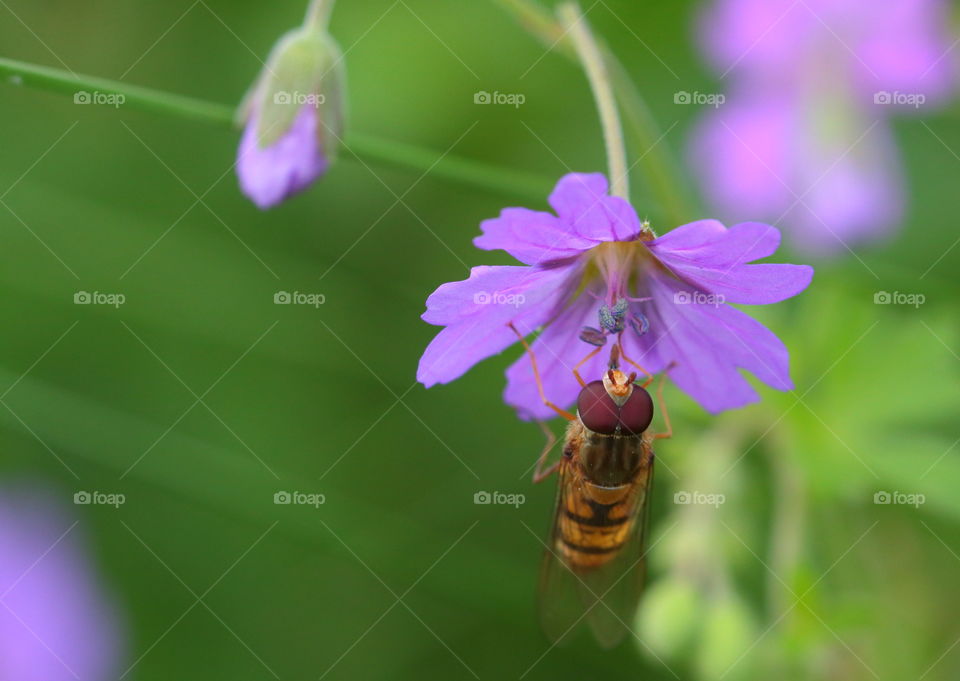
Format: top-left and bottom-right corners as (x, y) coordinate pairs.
(632, 272), (795, 413)
(474, 208), (597, 265)
(649, 221), (813, 304)
(238, 104), (328, 209)
(548, 173), (641, 243)
(417, 264), (577, 387)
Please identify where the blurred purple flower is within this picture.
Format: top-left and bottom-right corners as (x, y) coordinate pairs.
(417, 173), (813, 417)
(236, 15), (345, 210)
(0, 485), (123, 681)
(238, 104), (329, 210)
(690, 0), (955, 253)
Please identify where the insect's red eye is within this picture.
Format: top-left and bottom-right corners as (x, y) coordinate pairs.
(576, 381), (619, 434)
(619, 386), (653, 435)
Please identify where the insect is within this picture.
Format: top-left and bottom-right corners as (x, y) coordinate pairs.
(510, 322), (671, 647)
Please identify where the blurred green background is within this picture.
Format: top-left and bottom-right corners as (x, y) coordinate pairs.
(1, 0), (959, 679)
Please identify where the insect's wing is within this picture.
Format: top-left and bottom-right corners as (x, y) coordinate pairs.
(576, 446), (655, 647)
(536, 442), (655, 648)
(536, 457), (591, 645)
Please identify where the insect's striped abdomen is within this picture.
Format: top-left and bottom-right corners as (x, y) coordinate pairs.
(556, 480), (636, 570)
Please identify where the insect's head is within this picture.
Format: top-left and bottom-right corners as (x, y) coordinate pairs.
(576, 369), (654, 436)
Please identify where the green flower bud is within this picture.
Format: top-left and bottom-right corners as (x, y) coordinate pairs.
(252, 23), (345, 152)
(695, 594), (759, 681)
(635, 577), (702, 658)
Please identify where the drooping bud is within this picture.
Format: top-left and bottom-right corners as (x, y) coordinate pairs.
(237, 0), (345, 209)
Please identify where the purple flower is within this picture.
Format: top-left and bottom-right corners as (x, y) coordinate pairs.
(690, 90), (906, 254)
(700, 0), (954, 101)
(236, 20), (345, 210)
(238, 104), (329, 209)
(417, 173), (813, 417)
(690, 0), (955, 253)
(0, 484), (123, 680)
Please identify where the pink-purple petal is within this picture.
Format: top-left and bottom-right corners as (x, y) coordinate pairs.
(417, 264), (577, 387)
(648, 221), (814, 304)
(238, 104), (328, 210)
(548, 173), (641, 242)
(474, 208), (597, 265)
(633, 273), (794, 413)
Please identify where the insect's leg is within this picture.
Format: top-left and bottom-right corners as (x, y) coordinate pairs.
(532, 420), (562, 483)
(616, 337), (654, 388)
(653, 365), (674, 440)
(509, 323), (576, 421)
(572, 345), (602, 387)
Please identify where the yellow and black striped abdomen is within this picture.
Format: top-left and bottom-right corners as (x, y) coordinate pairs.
(556, 480), (636, 571)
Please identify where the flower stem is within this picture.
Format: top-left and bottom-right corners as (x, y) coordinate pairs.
(558, 2), (629, 199)
(304, 0), (335, 30)
(492, 0), (695, 224)
(0, 55), (551, 202)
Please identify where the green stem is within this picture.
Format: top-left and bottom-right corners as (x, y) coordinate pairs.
(491, 0), (695, 224)
(0, 56), (551, 202)
(559, 2), (629, 199)
(304, 0), (335, 30)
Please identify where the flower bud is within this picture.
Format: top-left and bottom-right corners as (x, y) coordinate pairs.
(634, 577), (701, 658)
(237, 7), (345, 209)
(694, 594), (758, 681)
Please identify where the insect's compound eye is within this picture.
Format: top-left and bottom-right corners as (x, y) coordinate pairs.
(619, 385), (654, 435)
(576, 380), (619, 434)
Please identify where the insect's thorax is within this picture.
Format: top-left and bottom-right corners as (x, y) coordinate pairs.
(573, 425), (649, 487)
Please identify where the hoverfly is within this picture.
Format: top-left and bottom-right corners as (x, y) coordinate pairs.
(511, 323), (671, 647)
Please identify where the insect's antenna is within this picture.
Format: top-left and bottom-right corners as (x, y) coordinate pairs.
(607, 369), (617, 385)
